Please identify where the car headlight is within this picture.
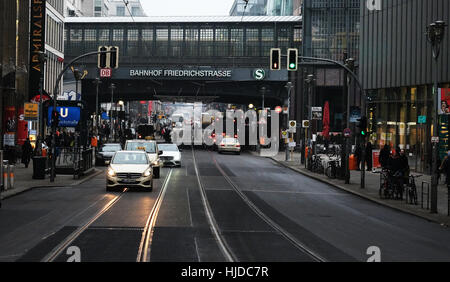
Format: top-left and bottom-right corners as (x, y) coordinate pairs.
(143, 168), (152, 177)
(174, 154), (181, 161)
(107, 167), (116, 177)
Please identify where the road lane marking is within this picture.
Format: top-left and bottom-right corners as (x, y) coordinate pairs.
(42, 189), (128, 262)
(137, 169), (173, 262)
(211, 152), (327, 262)
(192, 148), (235, 262)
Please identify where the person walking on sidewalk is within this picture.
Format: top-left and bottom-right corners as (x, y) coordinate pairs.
(439, 150), (450, 186)
(365, 141), (373, 171)
(380, 144), (391, 169)
(21, 138), (33, 168)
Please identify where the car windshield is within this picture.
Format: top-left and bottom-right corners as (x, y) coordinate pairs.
(158, 144), (178, 152)
(112, 152), (148, 164)
(125, 142), (156, 153)
(101, 145), (122, 152)
(223, 138), (237, 144)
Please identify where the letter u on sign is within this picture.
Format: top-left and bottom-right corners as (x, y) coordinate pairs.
(60, 108), (69, 118)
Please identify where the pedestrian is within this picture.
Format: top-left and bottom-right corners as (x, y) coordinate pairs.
(379, 144), (390, 169)
(365, 141), (373, 171)
(439, 150), (450, 187)
(21, 138), (33, 168)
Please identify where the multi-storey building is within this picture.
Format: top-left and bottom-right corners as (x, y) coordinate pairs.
(360, 0), (450, 173)
(109, 0), (146, 17)
(229, 0), (268, 16)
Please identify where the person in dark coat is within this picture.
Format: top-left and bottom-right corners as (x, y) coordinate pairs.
(439, 150), (450, 186)
(379, 144), (391, 169)
(365, 142), (373, 171)
(21, 138), (33, 168)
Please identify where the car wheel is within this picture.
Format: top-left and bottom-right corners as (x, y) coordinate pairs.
(154, 167), (160, 179)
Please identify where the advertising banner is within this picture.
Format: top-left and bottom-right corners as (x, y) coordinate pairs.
(438, 88), (450, 115)
(17, 108), (28, 145)
(372, 150), (381, 169)
(28, 0), (47, 100)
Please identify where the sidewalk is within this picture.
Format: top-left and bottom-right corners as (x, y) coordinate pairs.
(1, 161), (102, 200)
(261, 151), (450, 226)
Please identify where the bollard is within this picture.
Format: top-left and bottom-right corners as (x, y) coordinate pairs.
(8, 164), (14, 190)
(3, 161), (9, 190)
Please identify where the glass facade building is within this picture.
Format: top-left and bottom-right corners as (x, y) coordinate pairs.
(360, 0), (450, 173)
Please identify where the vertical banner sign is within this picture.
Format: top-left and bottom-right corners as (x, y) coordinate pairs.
(438, 88), (450, 115)
(28, 0), (46, 100)
(17, 108), (28, 146)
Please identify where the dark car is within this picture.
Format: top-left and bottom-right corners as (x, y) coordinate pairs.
(96, 143), (122, 165)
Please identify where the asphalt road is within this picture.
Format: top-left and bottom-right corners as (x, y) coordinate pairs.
(0, 148), (449, 262)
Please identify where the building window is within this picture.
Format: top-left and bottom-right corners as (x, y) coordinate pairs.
(230, 28), (243, 56)
(261, 28), (274, 57)
(185, 28), (198, 57)
(200, 28), (214, 57)
(127, 29), (139, 56)
(84, 29), (97, 52)
(170, 28), (183, 57)
(215, 28), (229, 57)
(98, 29), (110, 45)
(246, 28), (259, 56)
(156, 28), (168, 56)
(113, 29), (124, 54)
(117, 7), (125, 16)
(142, 28), (153, 55)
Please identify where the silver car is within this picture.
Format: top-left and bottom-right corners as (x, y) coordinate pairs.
(96, 143), (122, 165)
(106, 151), (153, 191)
(218, 137), (241, 154)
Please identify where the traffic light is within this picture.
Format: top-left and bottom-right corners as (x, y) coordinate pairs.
(109, 46), (119, 69)
(98, 46), (108, 68)
(287, 48), (298, 71)
(51, 110), (60, 128)
(98, 46), (119, 69)
(357, 116), (368, 137)
(270, 48), (281, 70)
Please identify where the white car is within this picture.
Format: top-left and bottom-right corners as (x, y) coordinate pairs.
(158, 143), (181, 167)
(106, 151), (153, 191)
(124, 140), (163, 178)
(218, 137), (241, 155)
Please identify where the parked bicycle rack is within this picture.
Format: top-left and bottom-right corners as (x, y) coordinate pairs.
(421, 182), (430, 210)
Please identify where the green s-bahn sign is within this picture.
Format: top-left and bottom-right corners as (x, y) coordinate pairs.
(253, 69), (266, 81)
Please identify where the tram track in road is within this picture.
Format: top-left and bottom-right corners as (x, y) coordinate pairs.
(191, 147), (235, 262)
(137, 169), (173, 262)
(42, 188), (129, 262)
(41, 168), (174, 262)
(208, 151), (327, 262)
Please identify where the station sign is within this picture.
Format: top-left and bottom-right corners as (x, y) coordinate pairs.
(24, 103), (39, 121)
(47, 106), (81, 127)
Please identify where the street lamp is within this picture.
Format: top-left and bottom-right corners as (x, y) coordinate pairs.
(285, 81), (294, 161)
(344, 58), (355, 185)
(305, 74), (315, 168)
(426, 20), (447, 214)
(109, 83), (116, 142)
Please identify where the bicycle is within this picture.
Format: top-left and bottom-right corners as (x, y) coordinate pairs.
(325, 160), (338, 179)
(405, 174), (421, 205)
(312, 155), (325, 174)
(376, 169), (394, 199)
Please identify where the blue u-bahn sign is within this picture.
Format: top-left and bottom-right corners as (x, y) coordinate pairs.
(47, 106), (81, 127)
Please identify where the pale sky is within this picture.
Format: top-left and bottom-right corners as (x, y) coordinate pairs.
(140, 0), (236, 17)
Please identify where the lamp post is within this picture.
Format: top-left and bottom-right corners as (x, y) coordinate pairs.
(305, 74), (315, 168)
(93, 78), (102, 136)
(344, 58), (355, 185)
(426, 20), (447, 214)
(109, 83), (116, 142)
(285, 81), (293, 161)
(36, 51), (47, 156)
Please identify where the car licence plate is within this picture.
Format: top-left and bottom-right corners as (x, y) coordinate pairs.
(121, 179), (136, 183)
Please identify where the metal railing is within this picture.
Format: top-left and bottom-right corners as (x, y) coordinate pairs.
(55, 147), (94, 178)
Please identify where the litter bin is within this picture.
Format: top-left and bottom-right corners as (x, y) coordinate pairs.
(32, 156), (47, 179)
